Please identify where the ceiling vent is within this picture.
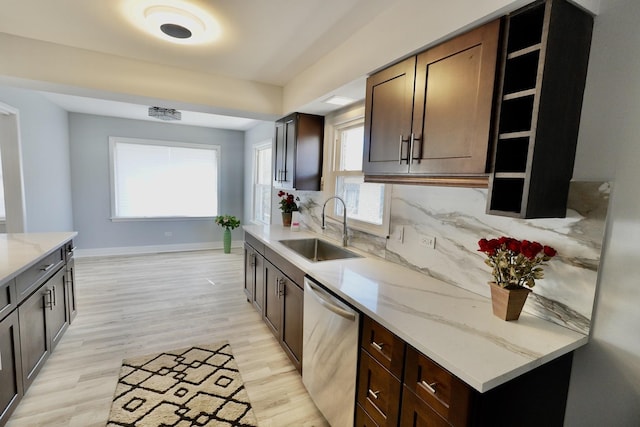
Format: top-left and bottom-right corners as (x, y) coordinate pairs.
(148, 106), (182, 121)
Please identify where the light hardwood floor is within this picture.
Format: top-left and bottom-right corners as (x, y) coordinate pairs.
(6, 249), (330, 427)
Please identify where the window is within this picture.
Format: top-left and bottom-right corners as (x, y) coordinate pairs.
(253, 141), (272, 224)
(330, 117), (389, 235)
(109, 137), (219, 219)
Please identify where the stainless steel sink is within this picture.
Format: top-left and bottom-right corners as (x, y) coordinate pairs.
(278, 238), (362, 262)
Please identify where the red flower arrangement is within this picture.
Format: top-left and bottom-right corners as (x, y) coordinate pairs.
(277, 191), (299, 213)
(478, 237), (557, 289)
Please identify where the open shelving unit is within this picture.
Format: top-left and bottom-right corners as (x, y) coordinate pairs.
(487, 0), (593, 218)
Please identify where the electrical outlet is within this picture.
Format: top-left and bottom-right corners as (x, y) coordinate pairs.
(420, 236), (436, 249)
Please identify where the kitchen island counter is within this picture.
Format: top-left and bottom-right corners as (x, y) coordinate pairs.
(0, 232), (77, 285)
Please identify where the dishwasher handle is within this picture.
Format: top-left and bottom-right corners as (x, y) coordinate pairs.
(305, 279), (357, 321)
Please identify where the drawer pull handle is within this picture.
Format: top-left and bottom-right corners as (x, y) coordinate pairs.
(368, 389), (380, 400)
(41, 263), (55, 272)
(371, 341), (384, 352)
(421, 380), (438, 394)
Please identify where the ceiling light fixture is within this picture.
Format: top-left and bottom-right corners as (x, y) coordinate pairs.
(149, 106), (182, 121)
(323, 95), (356, 106)
(124, 1), (221, 45)
(145, 6), (204, 41)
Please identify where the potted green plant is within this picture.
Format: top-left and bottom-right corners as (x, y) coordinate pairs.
(478, 237), (557, 320)
(215, 215), (240, 254)
(277, 191), (299, 226)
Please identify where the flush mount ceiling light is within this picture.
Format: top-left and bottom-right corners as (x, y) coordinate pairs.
(125, 1), (221, 45)
(149, 106), (182, 121)
(323, 95), (356, 106)
(145, 6), (204, 41)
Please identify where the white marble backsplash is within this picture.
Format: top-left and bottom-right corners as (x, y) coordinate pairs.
(279, 181), (609, 335)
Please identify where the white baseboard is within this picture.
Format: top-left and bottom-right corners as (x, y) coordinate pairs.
(75, 240), (243, 258)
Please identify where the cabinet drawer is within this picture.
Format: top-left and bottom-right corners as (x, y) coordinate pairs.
(400, 385), (449, 427)
(357, 350), (402, 427)
(355, 403), (379, 427)
(0, 279), (17, 322)
(361, 316), (405, 378)
(16, 249), (64, 303)
(264, 247), (305, 287)
(244, 232), (265, 254)
(64, 239), (76, 262)
(404, 346), (472, 426)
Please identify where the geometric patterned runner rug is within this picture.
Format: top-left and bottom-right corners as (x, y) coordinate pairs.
(107, 342), (259, 426)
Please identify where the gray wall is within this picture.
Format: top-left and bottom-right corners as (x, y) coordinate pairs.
(243, 121), (274, 225)
(0, 86), (73, 232)
(564, 0), (640, 423)
(69, 113), (244, 250)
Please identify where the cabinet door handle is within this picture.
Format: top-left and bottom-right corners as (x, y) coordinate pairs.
(52, 285), (56, 306)
(40, 263), (55, 272)
(275, 277), (279, 297)
(250, 253), (256, 266)
(421, 380), (438, 394)
(398, 134), (405, 164)
(42, 289), (53, 309)
(410, 133), (422, 164)
(277, 278), (285, 297)
(371, 341), (385, 352)
(368, 389), (380, 400)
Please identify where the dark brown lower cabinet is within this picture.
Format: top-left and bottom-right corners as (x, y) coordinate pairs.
(244, 243), (265, 312)
(400, 385), (449, 427)
(18, 266), (68, 391)
(357, 315), (574, 427)
(65, 256), (77, 324)
(262, 259), (303, 372)
(0, 310), (23, 426)
(281, 279), (303, 369)
(263, 259), (281, 336)
(357, 350), (402, 427)
(244, 233), (306, 374)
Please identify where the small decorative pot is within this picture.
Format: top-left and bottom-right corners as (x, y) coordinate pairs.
(282, 212), (292, 227)
(489, 282), (531, 321)
(223, 228), (232, 254)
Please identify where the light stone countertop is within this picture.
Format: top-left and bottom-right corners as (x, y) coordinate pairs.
(0, 232), (78, 284)
(243, 224), (588, 393)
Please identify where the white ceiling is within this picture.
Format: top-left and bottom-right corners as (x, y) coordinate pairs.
(0, 0), (389, 129)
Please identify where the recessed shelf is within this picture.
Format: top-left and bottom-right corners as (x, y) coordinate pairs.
(507, 3), (545, 53)
(489, 178), (525, 213)
(487, 0), (592, 219)
(494, 137), (529, 173)
(498, 95), (535, 134)
(503, 50), (540, 94)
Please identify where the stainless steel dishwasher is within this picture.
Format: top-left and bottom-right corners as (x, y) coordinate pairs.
(303, 276), (360, 427)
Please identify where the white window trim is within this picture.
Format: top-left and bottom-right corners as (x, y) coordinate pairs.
(251, 139), (272, 225)
(324, 105), (391, 237)
(108, 136), (221, 221)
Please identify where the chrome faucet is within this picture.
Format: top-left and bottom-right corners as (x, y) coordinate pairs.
(321, 196), (348, 247)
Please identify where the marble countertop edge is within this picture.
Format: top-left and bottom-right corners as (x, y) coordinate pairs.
(243, 225), (588, 393)
(0, 231), (78, 285)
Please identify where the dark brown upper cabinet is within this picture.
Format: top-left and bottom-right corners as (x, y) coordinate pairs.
(487, 0), (593, 218)
(363, 19), (501, 186)
(273, 112), (324, 191)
